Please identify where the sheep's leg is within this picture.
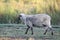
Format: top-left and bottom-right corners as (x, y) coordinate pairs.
(44, 27), (53, 35)
(44, 28), (48, 35)
(25, 26), (30, 34)
(31, 27), (33, 35)
(44, 27), (48, 35)
(50, 28), (53, 35)
(51, 31), (53, 35)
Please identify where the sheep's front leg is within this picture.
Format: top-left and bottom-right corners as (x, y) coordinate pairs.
(25, 20), (33, 35)
(25, 25), (30, 34)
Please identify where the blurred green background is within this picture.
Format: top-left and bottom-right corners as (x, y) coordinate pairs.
(0, 0), (60, 25)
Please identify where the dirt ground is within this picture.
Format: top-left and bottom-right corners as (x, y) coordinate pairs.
(0, 37), (35, 40)
(0, 37), (26, 40)
(0, 37), (53, 40)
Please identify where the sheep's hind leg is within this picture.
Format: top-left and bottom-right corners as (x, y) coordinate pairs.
(50, 28), (53, 35)
(44, 27), (53, 35)
(44, 27), (48, 35)
(31, 27), (33, 35)
(44, 28), (48, 35)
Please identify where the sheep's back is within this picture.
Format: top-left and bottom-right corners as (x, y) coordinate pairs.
(27, 14), (51, 27)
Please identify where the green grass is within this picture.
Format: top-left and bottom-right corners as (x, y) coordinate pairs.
(0, 24), (60, 40)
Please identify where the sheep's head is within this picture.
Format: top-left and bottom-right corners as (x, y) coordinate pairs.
(19, 13), (25, 17)
(17, 13), (26, 23)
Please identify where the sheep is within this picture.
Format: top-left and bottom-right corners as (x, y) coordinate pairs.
(18, 13), (53, 35)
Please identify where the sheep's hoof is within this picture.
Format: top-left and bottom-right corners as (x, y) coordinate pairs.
(51, 32), (53, 35)
(44, 33), (46, 35)
(31, 33), (33, 35)
(25, 32), (27, 34)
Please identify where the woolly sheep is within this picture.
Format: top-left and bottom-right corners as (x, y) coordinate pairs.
(18, 13), (53, 35)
